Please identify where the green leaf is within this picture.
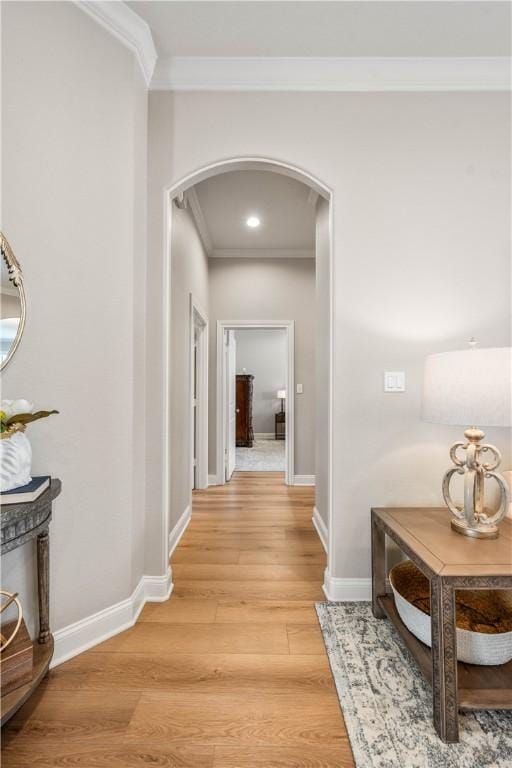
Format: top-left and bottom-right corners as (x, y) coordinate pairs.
(5, 410), (59, 427)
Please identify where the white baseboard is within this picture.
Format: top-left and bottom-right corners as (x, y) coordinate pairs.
(293, 474), (315, 486)
(254, 432), (275, 440)
(168, 505), (191, 557)
(51, 568), (173, 668)
(323, 570), (372, 601)
(208, 474), (219, 486)
(312, 506), (328, 553)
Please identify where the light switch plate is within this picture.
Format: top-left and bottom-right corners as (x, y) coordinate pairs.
(296, 384), (303, 394)
(384, 371), (405, 392)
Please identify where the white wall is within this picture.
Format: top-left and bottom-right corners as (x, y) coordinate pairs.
(147, 90), (511, 584)
(131, 22), (149, 595)
(207, 257), (316, 476)
(235, 328), (287, 435)
(1, 2), (149, 635)
(170, 204), (209, 529)
(145, 93), (174, 577)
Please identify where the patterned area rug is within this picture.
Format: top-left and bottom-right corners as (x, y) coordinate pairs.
(316, 602), (512, 768)
(235, 438), (285, 471)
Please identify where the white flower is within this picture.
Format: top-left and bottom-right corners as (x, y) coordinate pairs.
(1, 400), (15, 418)
(1, 399), (34, 418)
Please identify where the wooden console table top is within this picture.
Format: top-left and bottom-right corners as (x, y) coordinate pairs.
(373, 506), (512, 577)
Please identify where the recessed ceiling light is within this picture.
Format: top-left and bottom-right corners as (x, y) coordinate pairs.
(246, 215), (260, 228)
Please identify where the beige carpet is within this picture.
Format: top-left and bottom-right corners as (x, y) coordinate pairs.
(235, 438), (285, 471)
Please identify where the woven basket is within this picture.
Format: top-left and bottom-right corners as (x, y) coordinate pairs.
(389, 561), (512, 666)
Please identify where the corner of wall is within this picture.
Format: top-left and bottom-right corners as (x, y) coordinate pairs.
(322, 570), (372, 602)
(51, 569), (173, 668)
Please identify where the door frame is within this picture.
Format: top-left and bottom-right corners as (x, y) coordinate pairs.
(224, 329), (237, 482)
(190, 294), (209, 492)
(161, 156), (334, 587)
(216, 320), (295, 486)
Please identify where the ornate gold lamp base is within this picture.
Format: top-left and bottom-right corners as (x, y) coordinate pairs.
(443, 427), (510, 539)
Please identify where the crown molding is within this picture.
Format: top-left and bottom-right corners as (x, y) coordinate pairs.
(75, 1), (157, 86)
(151, 56), (510, 92)
(186, 188), (214, 256)
(211, 248), (315, 259)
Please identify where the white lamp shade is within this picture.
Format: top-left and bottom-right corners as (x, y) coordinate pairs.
(422, 347), (512, 427)
(277, 390), (286, 400)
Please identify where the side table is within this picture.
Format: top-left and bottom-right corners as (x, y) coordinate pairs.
(371, 506), (512, 743)
(275, 411), (285, 440)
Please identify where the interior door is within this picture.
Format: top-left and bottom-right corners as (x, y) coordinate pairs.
(225, 330), (237, 481)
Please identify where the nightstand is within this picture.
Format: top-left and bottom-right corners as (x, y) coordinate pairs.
(275, 411), (285, 440)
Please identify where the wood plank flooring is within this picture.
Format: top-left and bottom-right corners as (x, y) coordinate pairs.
(2, 472), (354, 768)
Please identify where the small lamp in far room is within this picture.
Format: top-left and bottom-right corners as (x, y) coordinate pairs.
(422, 341), (511, 539)
(277, 390), (286, 413)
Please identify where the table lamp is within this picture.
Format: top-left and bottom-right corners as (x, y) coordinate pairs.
(277, 390), (286, 413)
(422, 342), (511, 539)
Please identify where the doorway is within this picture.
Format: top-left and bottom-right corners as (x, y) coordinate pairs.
(234, 327), (288, 473)
(162, 157), (334, 582)
(225, 329), (237, 481)
(217, 320), (294, 485)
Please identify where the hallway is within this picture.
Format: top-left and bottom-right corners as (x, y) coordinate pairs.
(2, 473), (353, 767)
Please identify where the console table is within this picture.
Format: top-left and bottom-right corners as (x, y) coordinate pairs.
(371, 506), (512, 743)
(0, 478), (61, 725)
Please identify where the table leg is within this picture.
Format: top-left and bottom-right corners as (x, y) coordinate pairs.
(371, 514), (386, 618)
(36, 531), (50, 644)
(430, 576), (458, 742)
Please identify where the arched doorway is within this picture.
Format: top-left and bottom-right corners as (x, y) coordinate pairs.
(160, 157), (334, 586)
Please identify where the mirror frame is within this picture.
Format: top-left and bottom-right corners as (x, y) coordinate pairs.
(1, 232), (26, 372)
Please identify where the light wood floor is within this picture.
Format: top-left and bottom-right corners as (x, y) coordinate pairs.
(2, 472), (354, 767)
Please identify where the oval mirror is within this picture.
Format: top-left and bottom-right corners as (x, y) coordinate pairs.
(1, 233), (26, 371)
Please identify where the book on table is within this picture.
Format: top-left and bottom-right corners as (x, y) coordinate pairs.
(0, 476), (50, 505)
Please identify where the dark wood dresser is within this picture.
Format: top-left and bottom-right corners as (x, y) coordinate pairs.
(236, 374), (254, 447)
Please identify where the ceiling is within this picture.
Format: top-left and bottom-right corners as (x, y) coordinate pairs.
(188, 170), (316, 258)
(128, 1), (510, 58)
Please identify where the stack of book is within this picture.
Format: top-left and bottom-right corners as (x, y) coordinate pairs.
(0, 476), (50, 505)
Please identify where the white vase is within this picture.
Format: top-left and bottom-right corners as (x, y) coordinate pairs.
(0, 431), (32, 492)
